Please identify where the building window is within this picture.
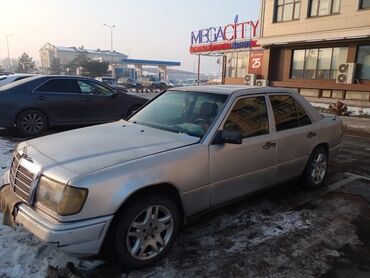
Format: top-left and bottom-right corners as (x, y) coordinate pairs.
(291, 47), (348, 80)
(356, 45), (370, 80)
(359, 0), (370, 9)
(309, 0), (341, 16)
(226, 52), (250, 78)
(275, 0), (301, 22)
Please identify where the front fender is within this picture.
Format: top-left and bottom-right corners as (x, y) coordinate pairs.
(62, 144), (209, 222)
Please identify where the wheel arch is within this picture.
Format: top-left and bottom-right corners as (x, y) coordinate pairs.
(312, 142), (329, 158)
(100, 182), (185, 256)
(115, 183), (185, 223)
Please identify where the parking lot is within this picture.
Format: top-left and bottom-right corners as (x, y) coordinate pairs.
(0, 128), (370, 277)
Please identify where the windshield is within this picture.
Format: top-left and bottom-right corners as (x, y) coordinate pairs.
(130, 90), (228, 138)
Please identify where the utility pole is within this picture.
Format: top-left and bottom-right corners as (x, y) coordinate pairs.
(5, 34), (13, 72)
(103, 24), (116, 52)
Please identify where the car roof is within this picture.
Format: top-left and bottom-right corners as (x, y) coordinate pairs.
(169, 85), (297, 95)
(5, 73), (34, 77)
(42, 75), (94, 80)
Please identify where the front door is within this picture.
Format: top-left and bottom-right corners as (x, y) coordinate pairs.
(209, 95), (277, 205)
(77, 80), (121, 122)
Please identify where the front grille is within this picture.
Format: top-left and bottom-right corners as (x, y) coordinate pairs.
(9, 151), (39, 204)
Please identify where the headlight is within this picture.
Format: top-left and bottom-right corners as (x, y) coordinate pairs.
(35, 176), (88, 216)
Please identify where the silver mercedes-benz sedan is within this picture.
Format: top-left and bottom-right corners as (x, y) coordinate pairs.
(0, 85), (342, 269)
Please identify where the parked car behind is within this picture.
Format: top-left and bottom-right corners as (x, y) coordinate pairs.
(0, 75), (147, 136)
(117, 77), (142, 90)
(95, 76), (128, 94)
(139, 76), (171, 90)
(0, 74), (35, 87)
(0, 86), (342, 269)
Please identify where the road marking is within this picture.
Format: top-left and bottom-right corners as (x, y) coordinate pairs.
(327, 175), (358, 192)
(345, 172), (370, 181)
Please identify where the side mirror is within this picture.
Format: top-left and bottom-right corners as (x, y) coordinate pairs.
(212, 130), (242, 145)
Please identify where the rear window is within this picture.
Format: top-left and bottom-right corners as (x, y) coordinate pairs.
(0, 75), (40, 91)
(269, 95), (312, 131)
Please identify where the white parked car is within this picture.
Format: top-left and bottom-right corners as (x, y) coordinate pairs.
(0, 74), (35, 87)
(0, 86), (343, 269)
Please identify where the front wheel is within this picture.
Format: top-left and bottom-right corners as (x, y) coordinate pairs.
(112, 194), (180, 270)
(16, 109), (48, 137)
(301, 146), (328, 189)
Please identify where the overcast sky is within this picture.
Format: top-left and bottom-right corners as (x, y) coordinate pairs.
(0, 0), (260, 73)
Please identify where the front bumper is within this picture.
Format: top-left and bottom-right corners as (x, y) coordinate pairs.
(1, 169), (10, 188)
(1, 171), (113, 256)
(14, 204), (113, 255)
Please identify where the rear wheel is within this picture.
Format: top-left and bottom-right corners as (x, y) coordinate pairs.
(16, 109), (47, 137)
(111, 194), (180, 270)
(301, 146), (328, 189)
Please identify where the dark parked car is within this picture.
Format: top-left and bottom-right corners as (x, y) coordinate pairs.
(0, 75), (148, 136)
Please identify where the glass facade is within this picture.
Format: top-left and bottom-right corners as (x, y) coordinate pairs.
(226, 52), (250, 78)
(226, 53), (237, 78)
(356, 45), (370, 80)
(291, 47), (348, 80)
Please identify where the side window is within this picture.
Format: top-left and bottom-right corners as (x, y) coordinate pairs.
(270, 95), (311, 131)
(296, 102), (312, 126)
(224, 96), (269, 139)
(78, 80), (113, 95)
(78, 81), (94, 94)
(36, 79), (80, 93)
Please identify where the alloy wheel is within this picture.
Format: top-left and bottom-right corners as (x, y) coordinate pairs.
(20, 112), (45, 134)
(126, 205), (174, 260)
(311, 153), (327, 185)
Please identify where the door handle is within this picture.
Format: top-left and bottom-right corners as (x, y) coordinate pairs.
(35, 96), (47, 101)
(307, 132), (317, 138)
(263, 141), (276, 149)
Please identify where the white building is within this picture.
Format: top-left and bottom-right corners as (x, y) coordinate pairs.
(39, 43), (127, 68)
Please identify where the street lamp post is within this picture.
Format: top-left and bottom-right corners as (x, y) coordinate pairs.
(103, 24), (116, 52)
(5, 34), (13, 72)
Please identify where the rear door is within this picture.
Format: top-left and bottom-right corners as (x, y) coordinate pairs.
(77, 80), (121, 122)
(32, 78), (83, 123)
(268, 94), (315, 183)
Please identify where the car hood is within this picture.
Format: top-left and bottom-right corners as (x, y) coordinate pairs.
(20, 121), (200, 182)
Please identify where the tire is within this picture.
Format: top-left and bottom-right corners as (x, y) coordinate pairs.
(301, 146), (328, 189)
(111, 194), (181, 270)
(16, 109), (48, 137)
